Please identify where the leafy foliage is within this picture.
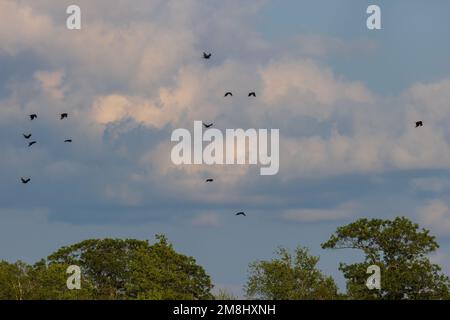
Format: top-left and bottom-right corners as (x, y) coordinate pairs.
(245, 246), (338, 300)
(127, 235), (213, 300)
(1, 218), (450, 300)
(0, 235), (213, 300)
(0, 261), (32, 300)
(322, 217), (450, 299)
(214, 288), (238, 300)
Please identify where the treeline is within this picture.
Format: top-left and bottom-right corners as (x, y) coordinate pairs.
(0, 235), (213, 300)
(1, 217), (449, 300)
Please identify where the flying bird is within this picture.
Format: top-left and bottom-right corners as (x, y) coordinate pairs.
(28, 141), (37, 147)
(248, 92), (256, 97)
(23, 134), (32, 139)
(235, 212), (246, 216)
(21, 178), (30, 184)
(415, 121), (423, 128)
(203, 123), (213, 128)
(64, 139), (72, 143)
(29, 114), (37, 120)
(205, 179), (214, 183)
(224, 92), (233, 97)
(60, 113), (68, 120)
(203, 52), (212, 59)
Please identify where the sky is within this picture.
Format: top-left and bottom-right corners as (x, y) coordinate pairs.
(1, 0), (450, 297)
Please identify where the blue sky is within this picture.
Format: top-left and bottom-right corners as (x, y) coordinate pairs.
(261, 0), (450, 95)
(1, 0), (450, 297)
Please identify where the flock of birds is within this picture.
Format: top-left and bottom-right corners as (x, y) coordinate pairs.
(20, 113), (72, 184)
(21, 51), (422, 219)
(202, 52), (255, 217)
(203, 52), (426, 218)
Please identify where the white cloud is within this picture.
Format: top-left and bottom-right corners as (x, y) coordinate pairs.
(260, 59), (374, 113)
(288, 35), (377, 58)
(34, 70), (65, 100)
(7, 0), (450, 184)
(0, 1), (53, 55)
(3, 0), (450, 223)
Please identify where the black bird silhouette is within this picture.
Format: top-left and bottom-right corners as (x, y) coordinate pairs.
(248, 92), (256, 97)
(203, 123), (213, 128)
(64, 139), (72, 143)
(21, 177), (30, 184)
(205, 179), (214, 183)
(28, 141), (37, 147)
(30, 114), (37, 120)
(60, 113), (68, 120)
(23, 134), (32, 139)
(415, 121), (423, 128)
(203, 52), (212, 59)
(236, 212), (246, 216)
(224, 92), (233, 97)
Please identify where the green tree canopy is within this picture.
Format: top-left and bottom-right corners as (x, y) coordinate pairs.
(0, 261), (31, 300)
(48, 238), (147, 299)
(245, 246), (339, 300)
(48, 235), (214, 300)
(126, 235), (214, 300)
(0, 260), (92, 300)
(322, 217), (450, 299)
(0, 235), (213, 300)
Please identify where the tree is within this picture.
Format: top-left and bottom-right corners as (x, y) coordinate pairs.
(48, 238), (146, 299)
(322, 217), (450, 299)
(0, 235), (213, 300)
(47, 235), (214, 300)
(214, 288), (237, 300)
(27, 260), (94, 299)
(0, 261), (32, 300)
(245, 246), (338, 300)
(0, 260), (93, 300)
(128, 235), (213, 300)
